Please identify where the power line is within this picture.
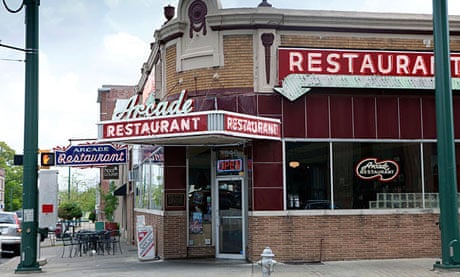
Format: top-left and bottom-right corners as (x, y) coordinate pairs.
(0, 58), (25, 62)
(0, 42), (34, 53)
(2, 0), (24, 13)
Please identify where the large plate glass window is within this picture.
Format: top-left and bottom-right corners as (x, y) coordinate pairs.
(285, 142), (331, 210)
(188, 147), (212, 247)
(333, 142), (421, 209)
(134, 146), (164, 210)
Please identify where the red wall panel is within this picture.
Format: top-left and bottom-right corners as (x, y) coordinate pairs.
(238, 95), (257, 115)
(330, 95), (353, 138)
(217, 95), (237, 112)
(253, 188), (283, 210)
(257, 94), (282, 115)
(282, 97), (306, 137)
(164, 146), (186, 166)
(353, 96), (376, 138)
(165, 166), (186, 190)
(253, 163), (283, 188)
(306, 95), (329, 138)
(422, 96), (436, 139)
(253, 140), (282, 162)
(399, 97), (422, 139)
(376, 97), (399, 138)
(454, 98), (460, 139)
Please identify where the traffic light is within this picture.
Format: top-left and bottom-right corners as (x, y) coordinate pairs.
(40, 152), (55, 167)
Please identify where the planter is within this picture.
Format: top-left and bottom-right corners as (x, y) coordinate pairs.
(105, 221), (119, 236)
(95, 221), (105, 231)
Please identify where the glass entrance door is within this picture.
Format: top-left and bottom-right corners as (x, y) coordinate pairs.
(216, 178), (245, 258)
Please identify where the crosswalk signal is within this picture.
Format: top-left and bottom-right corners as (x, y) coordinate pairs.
(40, 152), (55, 167)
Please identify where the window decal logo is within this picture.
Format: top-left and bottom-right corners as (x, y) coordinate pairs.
(355, 158), (400, 182)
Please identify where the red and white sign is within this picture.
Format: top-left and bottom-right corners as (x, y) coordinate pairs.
(103, 114), (208, 139)
(355, 158), (400, 182)
(136, 225), (155, 260)
(275, 48), (460, 101)
(99, 111), (281, 142)
(279, 48), (460, 81)
(224, 113), (280, 138)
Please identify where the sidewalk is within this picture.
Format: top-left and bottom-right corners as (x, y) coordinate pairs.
(1, 237), (459, 277)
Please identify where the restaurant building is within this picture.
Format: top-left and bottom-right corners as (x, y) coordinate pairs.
(97, 0), (460, 262)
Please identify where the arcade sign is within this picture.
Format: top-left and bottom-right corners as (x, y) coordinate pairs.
(54, 144), (128, 167)
(113, 89), (193, 120)
(275, 48), (460, 101)
(355, 158), (400, 182)
(99, 110), (281, 142)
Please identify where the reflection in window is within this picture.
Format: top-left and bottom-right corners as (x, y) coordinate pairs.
(285, 142), (331, 210)
(134, 146), (164, 210)
(423, 143), (460, 208)
(285, 141), (433, 210)
(188, 147), (212, 247)
(333, 142), (421, 209)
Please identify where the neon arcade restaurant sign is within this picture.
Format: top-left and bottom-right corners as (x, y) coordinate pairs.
(97, 90), (281, 144)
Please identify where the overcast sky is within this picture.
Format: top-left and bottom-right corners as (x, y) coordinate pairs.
(0, 0), (459, 157)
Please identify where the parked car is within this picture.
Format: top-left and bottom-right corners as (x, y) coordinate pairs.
(304, 200), (338, 209)
(14, 210), (23, 223)
(0, 211), (21, 257)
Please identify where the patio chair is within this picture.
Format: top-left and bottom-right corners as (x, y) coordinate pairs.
(96, 230), (112, 255)
(59, 233), (79, 258)
(110, 230), (122, 255)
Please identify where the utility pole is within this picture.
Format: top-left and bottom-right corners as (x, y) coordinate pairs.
(15, 0), (41, 273)
(432, 0), (460, 270)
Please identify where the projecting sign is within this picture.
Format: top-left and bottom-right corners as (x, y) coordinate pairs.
(54, 144), (128, 167)
(103, 165), (119, 180)
(275, 48), (460, 101)
(355, 158), (400, 182)
(98, 89), (281, 143)
(98, 110), (281, 142)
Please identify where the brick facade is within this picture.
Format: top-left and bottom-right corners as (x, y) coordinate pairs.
(165, 35), (254, 95)
(101, 0), (460, 263)
(247, 213), (440, 262)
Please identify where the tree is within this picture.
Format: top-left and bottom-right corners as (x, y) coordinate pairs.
(0, 141), (23, 211)
(58, 171), (96, 216)
(102, 181), (119, 222)
(57, 202), (82, 220)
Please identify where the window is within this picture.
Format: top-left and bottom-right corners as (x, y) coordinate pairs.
(286, 141), (427, 210)
(285, 142), (330, 209)
(135, 146), (164, 210)
(188, 147), (212, 247)
(423, 143), (460, 208)
(333, 142), (421, 209)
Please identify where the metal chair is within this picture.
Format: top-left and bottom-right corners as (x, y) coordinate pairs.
(110, 230), (122, 255)
(96, 230), (112, 255)
(59, 233), (79, 258)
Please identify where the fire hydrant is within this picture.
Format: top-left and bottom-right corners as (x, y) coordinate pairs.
(258, 246), (277, 277)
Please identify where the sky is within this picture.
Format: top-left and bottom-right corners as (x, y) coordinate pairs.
(0, 0), (459, 184)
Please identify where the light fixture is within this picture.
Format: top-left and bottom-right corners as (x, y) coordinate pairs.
(289, 161), (300, 168)
(258, 0), (272, 7)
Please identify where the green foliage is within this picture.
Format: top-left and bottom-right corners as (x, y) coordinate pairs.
(88, 210), (96, 223)
(0, 141), (23, 211)
(58, 202), (83, 220)
(102, 181), (119, 222)
(58, 172), (96, 214)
